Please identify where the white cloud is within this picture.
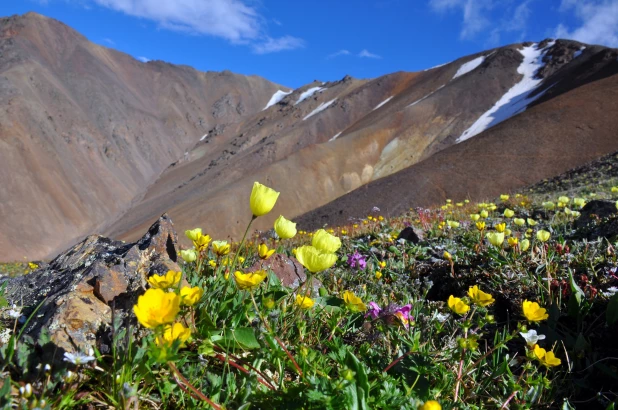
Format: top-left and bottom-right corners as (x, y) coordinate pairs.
(252, 36), (305, 54)
(359, 49), (382, 59)
(555, 0), (618, 47)
(429, 0), (494, 39)
(86, 0), (304, 53)
(327, 49), (351, 59)
(102, 37), (115, 45)
(136, 56), (151, 62)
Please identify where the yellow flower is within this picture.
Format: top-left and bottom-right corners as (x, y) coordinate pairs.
(542, 201), (556, 210)
(239, 256), (246, 264)
(520, 239), (530, 251)
(504, 228), (512, 236)
(193, 234), (212, 251)
(263, 297), (276, 310)
(185, 228), (202, 242)
(542, 350), (562, 367)
(234, 270), (268, 290)
(208, 259), (217, 268)
(342, 291), (367, 312)
(467, 285), (495, 306)
(514, 218), (526, 226)
(456, 202), (463, 207)
(341, 229), (348, 235)
(508, 237), (518, 248)
(212, 240), (231, 256)
(448, 295), (470, 315)
(476, 221), (486, 231)
(295, 245), (338, 273)
(612, 186), (618, 193)
(28, 262), (38, 270)
(379, 261), (387, 269)
(250, 181), (280, 217)
(180, 249), (197, 263)
(156, 322), (191, 348)
(375, 271), (383, 280)
(274, 215), (297, 239)
(573, 197), (586, 208)
(378, 215), (384, 221)
(312, 229), (342, 253)
(536, 230), (551, 242)
(486, 232), (505, 247)
(147, 270), (182, 290)
(443, 251), (452, 260)
(258, 243), (275, 260)
(500, 194), (509, 201)
(522, 300), (549, 322)
(446, 199), (452, 203)
(495, 223), (506, 233)
(180, 286), (203, 306)
(470, 214), (480, 221)
(447, 220), (460, 228)
(133, 289), (180, 329)
(419, 400), (442, 410)
(295, 295), (315, 309)
(503, 209), (514, 218)
(558, 196), (570, 204)
(489, 204), (497, 211)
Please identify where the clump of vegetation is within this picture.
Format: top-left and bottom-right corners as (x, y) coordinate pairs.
(1, 180), (618, 409)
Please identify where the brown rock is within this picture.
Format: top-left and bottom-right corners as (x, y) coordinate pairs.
(249, 253), (306, 289)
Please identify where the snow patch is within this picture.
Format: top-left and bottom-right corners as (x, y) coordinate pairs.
(574, 46), (586, 59)
(295, 87), (326, 105)
(303, 99), (337, 120)
(329, 132), (342, 141)
(263, 90), (292, 110)
(453, 55), (485, 79)
(423, 61), (450, 71)
(200, 133), (208, 141)
(373, 96), (393, 110)
(407, 85), (445, 107)
(456, 42), (555, 143)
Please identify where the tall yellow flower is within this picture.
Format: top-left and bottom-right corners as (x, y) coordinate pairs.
(508, 237), (518, 248)
(448, 295), (470, 315)
(258, 243), (275, 260)
(295, 295), (315, 310)
(185, 228), (202, 242)
(193, 234), (212, 252)
(522, 300), (549, 322)
(156, 322), (191, 348)
(419, 400), (441, 410)
(234, 270), (268, 290)
(536, 230), (551, 242)
(476, 221), (486, 231)
(495, 223), (506, 233)
(250, 181), (280, 217)
(294, 245), (338, 273)
(342, 291), (367, 312)
(467, 285), (495, 306)
(180, 286), (203, 306)
(486, 232), (505, 247)
(274, 215), (297, 239)
(133, 289), (180, 329)
(312, 229), (342, 253)
(212, 240), (231, 256)
(533, 345), (561, 367)
(147, 270), (182, 290)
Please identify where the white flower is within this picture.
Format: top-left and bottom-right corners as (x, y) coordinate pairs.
(602, 286), (618, 297)
(63, 351), (95, 365)
(7, 304), (21, 319)
(433, 312), (450, 323)
(19, 383), (32, 398)
(520, 329), (546, 347)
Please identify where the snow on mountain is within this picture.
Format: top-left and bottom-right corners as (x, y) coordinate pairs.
(303, 99), (337, 120)
(374, 96), (393, 110)
(263, 89), (292, 110)
(407, 85), (445, 107)
(574, 46), (586, 59)
(295, 87), (326, 105)
(329, 132), (342, 141)
(453, 56), (485, 79)
(457, 42), (555, 143)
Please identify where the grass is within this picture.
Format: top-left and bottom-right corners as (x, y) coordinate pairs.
(1, 174), (618, 409)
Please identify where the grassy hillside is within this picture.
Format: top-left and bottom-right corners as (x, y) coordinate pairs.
(2, 155), (618, 408)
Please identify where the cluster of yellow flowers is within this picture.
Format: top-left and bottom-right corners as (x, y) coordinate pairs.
(133, 270), (203, 349)
(294, 229), (341, 273)
(448, 285), (495, 315)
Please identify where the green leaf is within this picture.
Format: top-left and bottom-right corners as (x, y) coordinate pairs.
(607, 294), (618, 326)
(567, 269), (585, 318)
(0, 295), (8, 308)
(220, 327), (261, 350)
(345, 351), (369, 410)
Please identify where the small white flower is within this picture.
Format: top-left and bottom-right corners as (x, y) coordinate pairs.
(7, 304), (21, 319)
(602, 286), (618, 297)
(63, 351), (95, 365)
(19, 383), (32, 398)
(520, 329), (546, 347)
(433, 312), (450, 323)
(44, 364), (51, 373)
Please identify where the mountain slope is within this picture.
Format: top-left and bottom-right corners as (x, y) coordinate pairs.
(107, 39), (618, 250)
(0, 12), (286, 260)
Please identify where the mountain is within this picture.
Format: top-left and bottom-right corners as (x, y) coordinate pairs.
(1, 12), (617, 261)
(0, 12), (286, 260)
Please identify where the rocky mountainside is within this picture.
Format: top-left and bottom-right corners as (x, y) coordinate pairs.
(0, 13), (286, 261)
(1, 12), (618, 261)
(105, 38), (618, 250)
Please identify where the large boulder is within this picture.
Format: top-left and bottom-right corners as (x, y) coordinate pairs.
(0, 214), (180, 355)
(574, 200), (618, 240)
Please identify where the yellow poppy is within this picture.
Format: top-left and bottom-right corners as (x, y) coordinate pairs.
(250, 181), (280, 217)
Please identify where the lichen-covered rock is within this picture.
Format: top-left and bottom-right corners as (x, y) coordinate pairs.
(249, 253), (306, 289)
(1, 214), (180, 355)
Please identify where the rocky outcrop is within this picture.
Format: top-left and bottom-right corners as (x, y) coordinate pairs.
(1, 214), (180, 354)
(574, 200), (618, 240)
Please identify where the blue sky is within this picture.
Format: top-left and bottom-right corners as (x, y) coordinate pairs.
(2, 0), (617, 88)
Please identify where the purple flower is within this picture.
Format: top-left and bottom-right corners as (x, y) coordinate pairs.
(394, 304), (413, 329)
(347, 251), (367, 270)
(366, 302), (382, 319)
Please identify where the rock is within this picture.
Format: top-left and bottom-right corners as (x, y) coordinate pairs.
(1, 214), (180, 355)
(574, 200), (618, 240)
(249, 253), (306, 289)
(396, 226), (425, 244)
